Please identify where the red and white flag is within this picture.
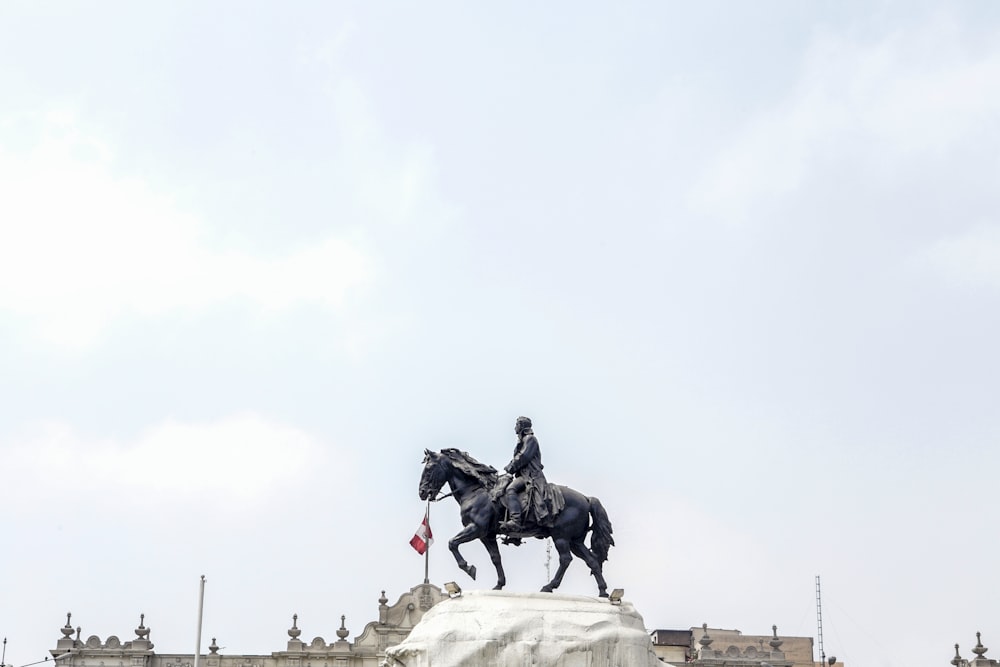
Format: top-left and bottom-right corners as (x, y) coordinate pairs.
(409, 510), (433, 555)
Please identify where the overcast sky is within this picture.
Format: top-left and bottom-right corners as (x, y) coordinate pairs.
(2, 3), (999, 667)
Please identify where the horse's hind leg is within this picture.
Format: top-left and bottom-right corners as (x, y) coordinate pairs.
(449, 524), (484, 580)
(480, 536), (506, 590)
(540, 537), (573, 593)
(569, 540), (609, 598)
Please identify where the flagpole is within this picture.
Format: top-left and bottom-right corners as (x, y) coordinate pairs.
(423, 500), (430, 584)
(193, 575), (206, 667)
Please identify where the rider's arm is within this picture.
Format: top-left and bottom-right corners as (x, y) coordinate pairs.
(508, 436), (538, 473)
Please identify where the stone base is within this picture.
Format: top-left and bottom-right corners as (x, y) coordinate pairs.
(382, 590), (661, 666)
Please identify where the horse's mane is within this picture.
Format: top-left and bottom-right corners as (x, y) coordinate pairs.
(440, 448), (499, 488)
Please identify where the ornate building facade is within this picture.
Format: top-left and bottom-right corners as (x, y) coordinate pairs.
(45, 582), (998, 667)
(48, 584), (449, 667)
(952, 633), (998, 667)
(651, 623), (807, 667)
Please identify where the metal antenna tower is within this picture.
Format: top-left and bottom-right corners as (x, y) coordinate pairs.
(815, 575), (826, 667)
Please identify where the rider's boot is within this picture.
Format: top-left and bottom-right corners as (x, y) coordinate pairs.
(499, 491), (523, 533)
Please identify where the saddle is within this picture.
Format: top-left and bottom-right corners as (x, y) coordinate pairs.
(491, 474), (551, 543)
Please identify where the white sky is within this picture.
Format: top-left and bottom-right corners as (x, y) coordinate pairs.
(2, 3), (999, 667)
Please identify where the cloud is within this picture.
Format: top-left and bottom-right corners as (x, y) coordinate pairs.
(5, 413), (334, 508)
(328, 78), (453, 233)
(0, 112), (373, 348)
(690, 15), (1000, 219)
(919, 224), (1000, 289)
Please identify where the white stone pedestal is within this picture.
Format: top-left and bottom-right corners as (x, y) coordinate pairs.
(382, 590), (661, 666)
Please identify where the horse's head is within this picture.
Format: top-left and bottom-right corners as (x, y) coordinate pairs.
(419, 449), (448, 500)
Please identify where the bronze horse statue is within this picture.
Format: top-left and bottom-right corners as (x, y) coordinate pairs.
(419, 448), (614, 597)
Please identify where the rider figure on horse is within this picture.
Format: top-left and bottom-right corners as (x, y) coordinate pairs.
(498, 416), (560, 533)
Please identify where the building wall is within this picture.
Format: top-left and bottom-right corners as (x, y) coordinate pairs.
(650, 629), (692, 663)
(692, 626), (817, 667)
(51, 588), (828, 667)
(652, 644), (689, 663)
(49, 584), (450, 667)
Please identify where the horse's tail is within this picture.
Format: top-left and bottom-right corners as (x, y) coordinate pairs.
(587, 496), (615, 563)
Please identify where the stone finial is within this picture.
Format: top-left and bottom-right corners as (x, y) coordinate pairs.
(769, 624), (783, 650)
(61, 613), (75, 638)
(973, 633), (988, 658)
(378, 590), (390, 625)
(699, 623), (713, 648)
(209, 638), (219, 655)
(288, 614), (301, 639)
(954, 644), (964, 666)
(336, 616), (349, 641)
(135, 614), (149, 640)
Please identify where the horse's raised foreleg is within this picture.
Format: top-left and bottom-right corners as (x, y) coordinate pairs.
(449, 524), (485, 580)
(480, 536), (506, 590)
(569, 540), (609, 597)
(540, 537), (573, 593)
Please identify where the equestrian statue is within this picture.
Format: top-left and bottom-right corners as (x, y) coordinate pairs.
(418, 416), (614, 597)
